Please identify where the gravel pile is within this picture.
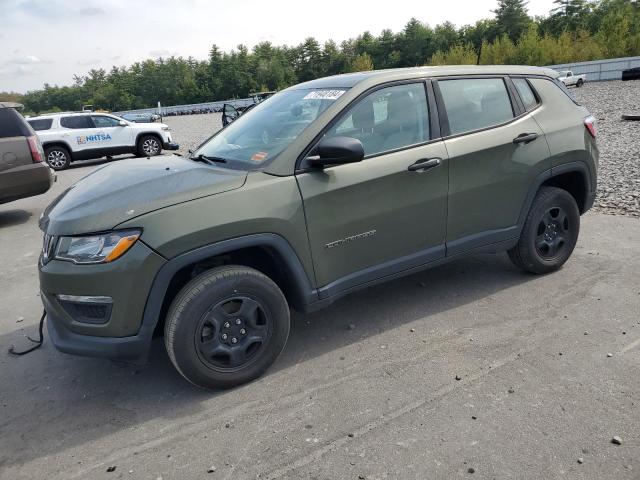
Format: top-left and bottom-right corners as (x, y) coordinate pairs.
(573, 81), (640, 218)
(165, 81), (640, 218)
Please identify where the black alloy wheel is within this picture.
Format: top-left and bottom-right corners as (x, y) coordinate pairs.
(535, 206), (571, 259)
(195, 296), (272, 371)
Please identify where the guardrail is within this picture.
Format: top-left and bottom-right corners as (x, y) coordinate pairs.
(547, 55), (640, 81)
(113, 97), (255, 117)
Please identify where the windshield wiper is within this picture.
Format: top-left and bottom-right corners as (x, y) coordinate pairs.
(189, 153), (228, 165)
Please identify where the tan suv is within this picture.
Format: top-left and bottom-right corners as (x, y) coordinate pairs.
(0, 102), (54, 204)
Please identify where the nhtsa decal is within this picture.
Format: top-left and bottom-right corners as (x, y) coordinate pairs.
(325, 230), (377, 249)
(76, 132), (112, 145)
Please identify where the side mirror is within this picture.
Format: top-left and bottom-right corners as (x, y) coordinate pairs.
(118, 120), (127, 127)
(307, 136), (364, 168)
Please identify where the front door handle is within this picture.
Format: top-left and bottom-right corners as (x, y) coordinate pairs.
(408, 157), (441, 172)
(513, 132), (539, 144)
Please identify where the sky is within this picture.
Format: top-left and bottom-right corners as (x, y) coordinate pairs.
(0, 0), (557, 93)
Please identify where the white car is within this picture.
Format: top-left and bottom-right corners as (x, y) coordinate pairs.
(557, 70), (586, 88)
(26, 112), (179, 170)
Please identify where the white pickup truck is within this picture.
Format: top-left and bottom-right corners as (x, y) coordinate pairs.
(557, 70), (586, 87)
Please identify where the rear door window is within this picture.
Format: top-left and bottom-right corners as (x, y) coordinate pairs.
(512, 78), (539, 111)
(60, 115), (94, 129)
(27, 118), (53, 131)
(438, 78), (514, 135)
(92, 115), (121, 128)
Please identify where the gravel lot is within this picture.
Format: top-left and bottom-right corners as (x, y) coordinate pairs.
(164, 112), (222, 155)
(165, 80), (640, 218)
(573, 81), (640, 218)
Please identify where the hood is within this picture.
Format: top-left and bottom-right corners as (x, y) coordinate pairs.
(40, 155), (247, 235)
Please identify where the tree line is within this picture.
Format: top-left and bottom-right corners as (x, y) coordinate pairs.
(3, 0), (638, 114)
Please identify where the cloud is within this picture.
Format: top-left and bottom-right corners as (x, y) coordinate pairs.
(8, 55), (42, 65)
(149, 49), (171, 57)
(79, 6), (105, 16)
(17, 0), (64, 18)
(77, 58), (101, 66)
(0, 63), (43, 78)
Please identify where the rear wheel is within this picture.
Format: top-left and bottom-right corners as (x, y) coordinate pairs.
(576, 78), (584, 87)
(44, 145), (71, 170)
(137, 135), (162, 157)
(508, 187), (580, 274)
(164, 266), (290, 389)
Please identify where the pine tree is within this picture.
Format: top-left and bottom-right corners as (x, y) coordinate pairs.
(493, 0), (532, 42)
(351, 53), (374, 72)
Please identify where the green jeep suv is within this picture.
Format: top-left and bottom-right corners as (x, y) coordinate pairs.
(38, 66), (598, 389)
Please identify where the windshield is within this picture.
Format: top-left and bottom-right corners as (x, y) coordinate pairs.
(194, 88), (346, 169)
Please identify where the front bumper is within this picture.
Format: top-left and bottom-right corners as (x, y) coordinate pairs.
(39, 240), (166, 361)
(45, 308), (150, 363)
(163, 141), (179, 150)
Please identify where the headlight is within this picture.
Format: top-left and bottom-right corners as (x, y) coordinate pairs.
(54, 230), (141, 264)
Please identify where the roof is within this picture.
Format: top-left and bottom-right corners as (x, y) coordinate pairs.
(289, 65), (559, 90)
(29, 111), (115, 119)
(0, 102), (24, 110)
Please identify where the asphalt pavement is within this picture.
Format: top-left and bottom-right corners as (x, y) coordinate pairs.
(0, 159), (639, 480)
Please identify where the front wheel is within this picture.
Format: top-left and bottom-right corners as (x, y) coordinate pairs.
(137, 135), (162, 157)
(508, 187), (580, 274)
(164, 266), (290, 389)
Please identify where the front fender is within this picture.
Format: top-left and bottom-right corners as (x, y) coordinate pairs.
(137, 233), (319, 346)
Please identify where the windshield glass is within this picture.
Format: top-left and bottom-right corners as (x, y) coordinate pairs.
(194, 88), (346, 169)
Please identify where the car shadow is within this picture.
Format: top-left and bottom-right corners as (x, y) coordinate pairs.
(0, 252), (536, 469)
(0, 209), (32, 229)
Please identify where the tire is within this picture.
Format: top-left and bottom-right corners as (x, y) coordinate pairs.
(44, 145), (71, 170)
(576, 79), (584, 87)
(137, 134), (162, 157)
(508, 187), (580, 274)
(164, 265), (290, 389)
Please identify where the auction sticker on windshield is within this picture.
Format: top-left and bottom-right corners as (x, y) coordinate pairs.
(303, 89), (345, 100)
(251, 151), (269, 162)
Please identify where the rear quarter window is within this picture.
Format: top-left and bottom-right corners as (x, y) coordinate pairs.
(27, 118), (53, 131)
(512, 78), (539, 111)
(0, 108), (32, 138)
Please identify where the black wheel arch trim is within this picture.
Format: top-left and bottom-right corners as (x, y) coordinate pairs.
(517, 161), (595, 235)
(134, 233), (318, 357)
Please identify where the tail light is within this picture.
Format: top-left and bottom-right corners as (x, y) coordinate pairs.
(584, 115), (596, 139)
(27, 135), (45, 163)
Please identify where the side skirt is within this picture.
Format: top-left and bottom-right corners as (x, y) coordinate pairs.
(304, 236), (517, 313)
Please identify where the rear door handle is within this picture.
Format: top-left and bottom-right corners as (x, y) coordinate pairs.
(408, 157), (441, 172)
(513, 132), (539, 144)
